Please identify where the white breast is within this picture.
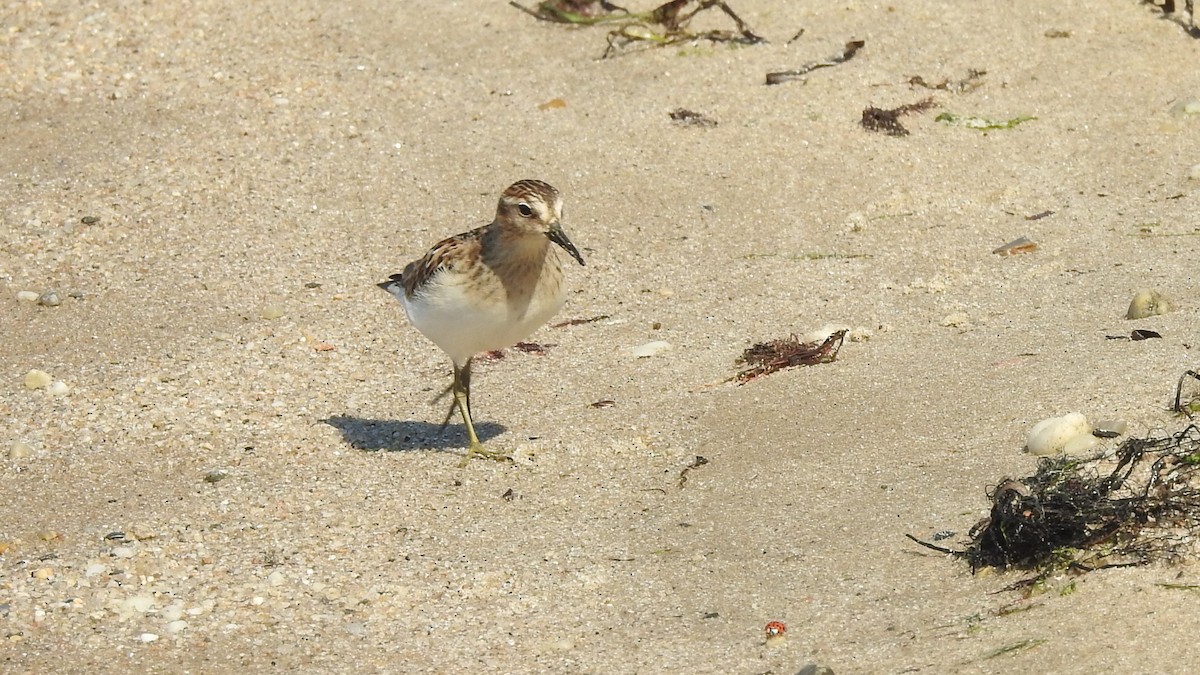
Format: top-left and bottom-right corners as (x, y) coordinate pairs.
(400, 253), (567, 365)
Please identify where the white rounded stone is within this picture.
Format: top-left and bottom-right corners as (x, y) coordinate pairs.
(1026, 413), (1092, 456)
(1126, 288), (1174, 319)
(23, 370), (53, 390)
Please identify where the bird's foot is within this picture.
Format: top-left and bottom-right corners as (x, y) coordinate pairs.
(458, 442), (513, 468)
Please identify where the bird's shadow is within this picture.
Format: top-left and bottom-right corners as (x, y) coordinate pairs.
(322, 415), (506, 453)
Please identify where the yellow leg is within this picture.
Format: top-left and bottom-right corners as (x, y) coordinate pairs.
(448, 359), (510, 467)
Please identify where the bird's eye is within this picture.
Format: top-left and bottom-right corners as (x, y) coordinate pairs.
(517, 203), (534, 217)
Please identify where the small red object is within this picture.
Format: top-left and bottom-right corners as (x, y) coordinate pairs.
(764, 621), (786, 638)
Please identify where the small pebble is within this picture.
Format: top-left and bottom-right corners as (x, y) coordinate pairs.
(24, 370), (53, 390)
(267, 570), (285, 587)
(1093, 419), (1129, 438)
(112, 546), (136, 559)
(632, 340), (672, 358)
(139, 633), (159, 643)
(31, 567), (54, 580)
(164, 620), (189, 635)
(1170, 99), (1200, 116)
(1189, 163), (1200, 181)
(1126, 288), (1174, 319)
(8, 442), (34, 459)
(85, 563), (107, 577)
(37, 290), (61, 307)
(260, 304), (285, 320)
(16, 290), (40, 304)
(204, 469), (229, 483)
(48, 381), (70, 396)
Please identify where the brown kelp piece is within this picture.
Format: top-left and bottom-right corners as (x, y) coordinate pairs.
(550, 314), (611, 328)
(669, 108), (718, 127)
(861, 97), (937, 136)
(1176, 370), (1200, 416)
(765, 40), (864, 85)
(734, 330), (846, 383)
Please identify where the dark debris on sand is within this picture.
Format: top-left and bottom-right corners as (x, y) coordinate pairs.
(733, 330), (846, 383)
(911, 417), (1200, 582)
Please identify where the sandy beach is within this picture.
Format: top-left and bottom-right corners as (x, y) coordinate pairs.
(3, 1), (1200, 672)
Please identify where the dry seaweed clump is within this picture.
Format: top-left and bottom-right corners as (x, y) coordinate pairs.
(733, 330), (846, 383)
(510, 0), (766, 58)
(860, 97), (937, 137)
(912, 423), (1200, 577)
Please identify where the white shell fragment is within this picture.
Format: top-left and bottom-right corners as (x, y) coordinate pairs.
(1125, 288), (1174, 319)
(631, 341), (672, 358)
(992, 236), (1038, 256)
(1026, 412), (1093, 456)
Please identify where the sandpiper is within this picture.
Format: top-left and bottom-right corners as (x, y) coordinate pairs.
(378, 180), (585, 465)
